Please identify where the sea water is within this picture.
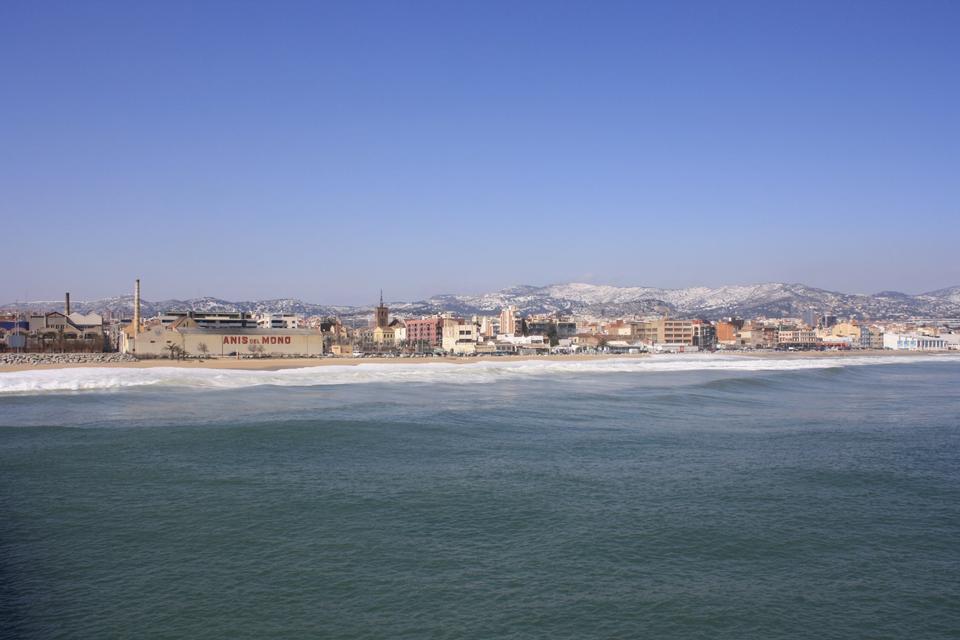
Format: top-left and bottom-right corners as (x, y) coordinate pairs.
(2, 354), (959, 638)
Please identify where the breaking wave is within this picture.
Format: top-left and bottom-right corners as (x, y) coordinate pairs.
(0, 354), (955, 396)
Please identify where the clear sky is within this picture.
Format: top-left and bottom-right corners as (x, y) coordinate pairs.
(2, 1), (958, 305)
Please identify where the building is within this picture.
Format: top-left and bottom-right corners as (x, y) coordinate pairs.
(373, 325), (396, 348)
(388, 318), (406, 343)
(526, 318), (577, 340)
(661, 319), (695, 345)
(160, 311), (258, 329)
(715, 320), (740, 342)
(405, 316), (445, 350)
(819, 336), (853, 350)
(0, 315), (29, 351)
(605, 340), (649, 354)
(734, 328), (766, 349)
(478, 316), (495, 337)
(499, 306), (517, 336)
(257, 313), (302, 329)
(605, 320), (633, 337)
(125, 317), (325, 357)
(28, 311), (105, 352)
(777, 328), (818, 348)
(883, 332), (947, 351)
(571, 334), (605, 350)
(375, 291), (389, 329)
(761, 326), (780, 349)
(320, 319), (352, 355)
(442, 318), (479, 354)
(630, 321), (659, 343)
(692, 321), (716, 350)
(859, 325), (884, 349)
(940, 333), (960, 350)
(830, 321), (860, 339)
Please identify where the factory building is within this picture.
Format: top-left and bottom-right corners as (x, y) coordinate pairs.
(121, 280), (324, 357)
(126, 321), (325, 357)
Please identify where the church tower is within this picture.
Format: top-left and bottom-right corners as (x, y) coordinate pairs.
(375, 290), (389, 329)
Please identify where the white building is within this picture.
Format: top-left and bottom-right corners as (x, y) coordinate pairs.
(882, 332), (947, 351)
(941, 333), (960, 350)
(256, 313), (303, 329)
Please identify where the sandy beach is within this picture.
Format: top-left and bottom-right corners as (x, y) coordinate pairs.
(0, 349), (950, 374)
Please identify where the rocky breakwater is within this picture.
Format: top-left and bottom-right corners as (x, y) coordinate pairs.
(0, 353), (139, 367)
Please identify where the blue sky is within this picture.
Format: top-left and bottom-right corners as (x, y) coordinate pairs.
(2, 1), (958, 304)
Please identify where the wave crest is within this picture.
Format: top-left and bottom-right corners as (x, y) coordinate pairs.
(0, 354), (954, 396)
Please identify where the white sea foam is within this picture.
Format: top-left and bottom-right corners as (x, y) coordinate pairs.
(0, 354), (955, 396)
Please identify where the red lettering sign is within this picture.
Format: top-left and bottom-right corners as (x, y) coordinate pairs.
(220, 335), (293, 346)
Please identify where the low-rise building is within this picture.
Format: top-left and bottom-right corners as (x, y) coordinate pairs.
(28, 311), (105, 351)
(777, 328), (818, 348)
(883, 332), (947, 351)
(257, 313), (303, 329)
(125, 318), (325, 357)
(160, 311), (258, 329)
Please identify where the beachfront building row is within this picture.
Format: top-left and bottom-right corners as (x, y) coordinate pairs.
(7, 283), (959, 356)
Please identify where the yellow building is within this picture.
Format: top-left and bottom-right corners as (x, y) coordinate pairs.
(831, 322), (861, 339)
(373, 325), (396, 347)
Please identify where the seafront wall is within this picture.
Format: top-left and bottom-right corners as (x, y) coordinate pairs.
(0, 353), (139, 367)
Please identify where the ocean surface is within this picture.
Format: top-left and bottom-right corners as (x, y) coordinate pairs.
(1, 354), (959, 639)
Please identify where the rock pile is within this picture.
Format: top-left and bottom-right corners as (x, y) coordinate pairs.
(0, 353), (138, 366)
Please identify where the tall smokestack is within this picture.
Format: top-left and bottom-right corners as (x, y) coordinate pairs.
(65, 292), (71, 316)
(133, 279), (141, 334)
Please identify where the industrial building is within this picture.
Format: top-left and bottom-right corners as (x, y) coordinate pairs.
(127, 322), (325, 357)
(122, 280), (325, 357)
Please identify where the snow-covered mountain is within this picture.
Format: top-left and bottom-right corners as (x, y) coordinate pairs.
(5, 282), (960, 321)
(921, 286), (960, 306)
(400, 282), (960, 319)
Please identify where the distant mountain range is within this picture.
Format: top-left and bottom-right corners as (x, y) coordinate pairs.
(4, 282), (960, 322)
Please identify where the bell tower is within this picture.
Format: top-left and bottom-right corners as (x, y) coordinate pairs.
(375, 290), (389, 329)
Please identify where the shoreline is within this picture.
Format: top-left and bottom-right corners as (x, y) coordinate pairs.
(0, 349), (952, 373)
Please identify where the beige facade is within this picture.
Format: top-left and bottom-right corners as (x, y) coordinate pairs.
(126, 324), (325, 357)
(499, 306), (517, 336)
(629, 321), (659, 343)
(660, 319), (695, 344)
(28, 312), (105, 351)
(830, 322), (861, 339)
(373, 326), (396, 346)
(606, 321), (633, 336)
(778, 329), (817, 345)
(625, 319), (695, 345)
(442, 319), (479, 353)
